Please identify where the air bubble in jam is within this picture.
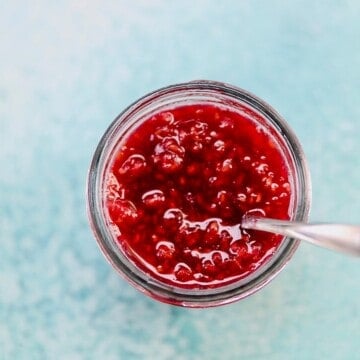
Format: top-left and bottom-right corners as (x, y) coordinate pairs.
(104, 103), (292, 289)
(142, 189), (166, 208)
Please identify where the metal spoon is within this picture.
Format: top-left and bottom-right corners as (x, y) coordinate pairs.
(241, 216), (360, 257)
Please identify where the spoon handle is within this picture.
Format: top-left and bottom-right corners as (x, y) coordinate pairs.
(242, 216), (360, 257)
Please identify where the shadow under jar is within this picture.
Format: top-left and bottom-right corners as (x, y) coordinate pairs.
(87, 80), (311, 307)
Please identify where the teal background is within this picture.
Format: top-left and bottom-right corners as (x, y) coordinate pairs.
(1, 1), (359, 359)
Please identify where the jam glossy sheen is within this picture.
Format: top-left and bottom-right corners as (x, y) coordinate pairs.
(104, 104), (292, 289)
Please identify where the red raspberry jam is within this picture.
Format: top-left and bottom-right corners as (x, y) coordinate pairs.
(88, 81), (311, 306)
(103, 103), (292, 289)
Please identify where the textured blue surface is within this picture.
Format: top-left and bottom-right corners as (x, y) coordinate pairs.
(1, 1), (359, 359)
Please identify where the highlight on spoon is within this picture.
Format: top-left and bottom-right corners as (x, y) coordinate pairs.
(242, 215), (360, 257)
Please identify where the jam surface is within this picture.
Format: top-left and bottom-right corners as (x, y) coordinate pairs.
(104, 103), (291, 288)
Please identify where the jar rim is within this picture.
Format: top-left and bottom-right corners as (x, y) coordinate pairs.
(87, 80), (312, 307)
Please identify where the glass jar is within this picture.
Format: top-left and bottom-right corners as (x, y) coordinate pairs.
(87, 80), (311, 307)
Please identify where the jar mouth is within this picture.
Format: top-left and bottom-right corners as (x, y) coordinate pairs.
(87, 80), (312, 307)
